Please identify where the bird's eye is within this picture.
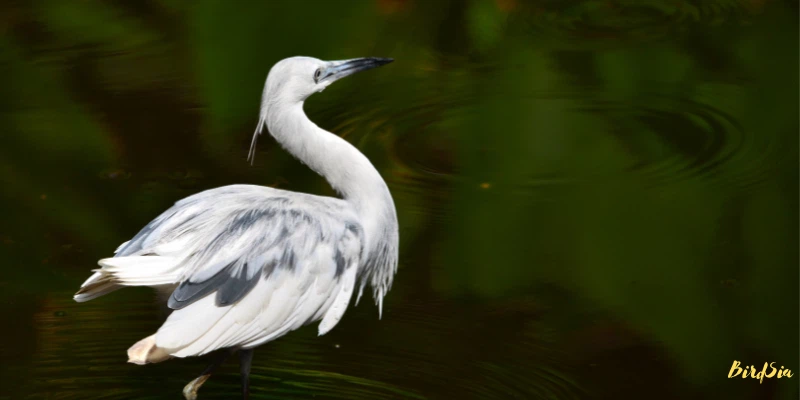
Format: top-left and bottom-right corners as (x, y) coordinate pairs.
(314, 69), (322, 82)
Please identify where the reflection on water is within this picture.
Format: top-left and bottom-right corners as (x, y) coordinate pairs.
(0, 1), (797, 399)
(22, 291), (583, 399)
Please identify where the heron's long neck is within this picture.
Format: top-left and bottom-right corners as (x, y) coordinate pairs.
(267, 103), (396, 240)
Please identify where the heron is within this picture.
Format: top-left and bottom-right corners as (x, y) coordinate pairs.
(73, 56), (399, 399)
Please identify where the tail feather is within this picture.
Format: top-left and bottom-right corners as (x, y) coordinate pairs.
(74, 279), (122, 302)
(73, 256), (181, 302)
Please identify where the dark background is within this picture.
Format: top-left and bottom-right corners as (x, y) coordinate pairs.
(0, 1), (797, 399)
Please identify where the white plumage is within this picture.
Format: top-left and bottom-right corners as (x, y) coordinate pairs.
(73, 56), (398, 399)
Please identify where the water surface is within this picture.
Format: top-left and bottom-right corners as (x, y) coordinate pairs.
(0, 1), (797, 399)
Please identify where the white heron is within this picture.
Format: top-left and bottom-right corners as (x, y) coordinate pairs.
(73, 56), (399, 399)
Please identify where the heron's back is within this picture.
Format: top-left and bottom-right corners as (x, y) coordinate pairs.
(77, 184), (365, 360)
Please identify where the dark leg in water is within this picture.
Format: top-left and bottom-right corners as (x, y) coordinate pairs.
(183, 348), (234, 400)
(239, 348), (255, 400)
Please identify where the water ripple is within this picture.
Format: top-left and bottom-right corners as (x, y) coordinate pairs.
(578, 91), (776, 190)
(23, 290), (585, 399)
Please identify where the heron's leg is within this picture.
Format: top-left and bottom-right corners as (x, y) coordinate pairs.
(182, 348), (234, 400)
(239, 348), (255, 400)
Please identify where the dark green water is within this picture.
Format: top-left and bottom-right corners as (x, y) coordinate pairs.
(0, 1), (797, 399)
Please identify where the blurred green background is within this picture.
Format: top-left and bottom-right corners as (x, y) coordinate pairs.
(0, 0), (797, 399)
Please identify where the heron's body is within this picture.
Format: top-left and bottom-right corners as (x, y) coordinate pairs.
(73, 56), (398, 399)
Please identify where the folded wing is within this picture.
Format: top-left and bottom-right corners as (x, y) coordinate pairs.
(75, 185), (365, 360)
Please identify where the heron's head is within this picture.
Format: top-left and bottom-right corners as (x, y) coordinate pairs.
(264, 56), (393, 103)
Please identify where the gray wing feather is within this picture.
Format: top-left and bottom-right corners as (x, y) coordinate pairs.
(168, 261), (263, 309)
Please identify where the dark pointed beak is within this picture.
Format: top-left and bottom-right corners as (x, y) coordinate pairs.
(317, 57), (393, 84)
